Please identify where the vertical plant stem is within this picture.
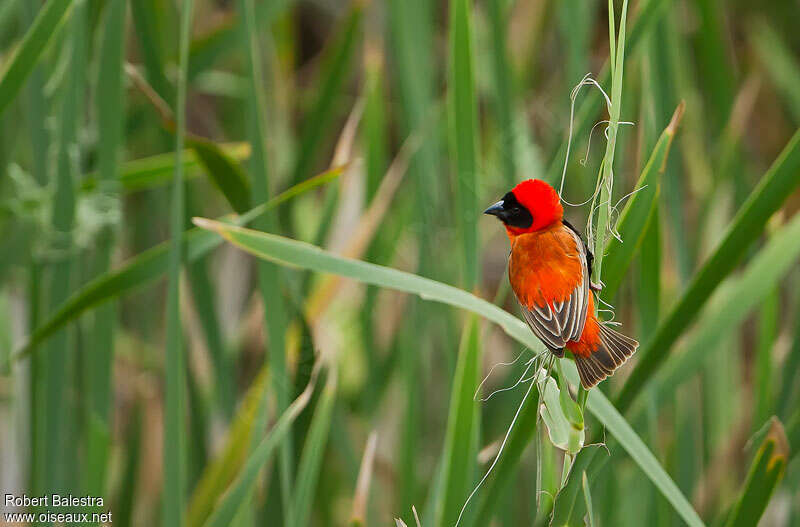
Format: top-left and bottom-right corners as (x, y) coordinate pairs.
(578, 0), (628, 412)
(85, 0), (126, 497)
(591, 0), (628, 281)
(42, 0), (85, 503)
(238, 0), (293, 518)
(163, 0), (193, 523)
(20, 0), (50, 502)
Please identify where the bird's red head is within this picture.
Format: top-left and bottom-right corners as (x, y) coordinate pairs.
(484, 179), (563, 236)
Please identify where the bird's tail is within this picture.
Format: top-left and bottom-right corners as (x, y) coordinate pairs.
(574, 325), (638, 389)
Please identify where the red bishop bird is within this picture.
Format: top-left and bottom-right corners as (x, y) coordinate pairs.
(484, 179), (638, 388)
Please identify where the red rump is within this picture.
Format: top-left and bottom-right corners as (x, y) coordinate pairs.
(511, 179), (564, 232)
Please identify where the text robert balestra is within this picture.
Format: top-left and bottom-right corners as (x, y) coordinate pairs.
(5, 493), (105, 508)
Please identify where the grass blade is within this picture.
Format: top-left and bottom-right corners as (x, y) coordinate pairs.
(648, 212), (800, 405)
(84, 0), (126, 497)
(163, 0), (193, 522)
(41, 0), (84, 496)
(550, 444), (605, 527)
(114, 404), (142, 527)
(290, 370), (337, 527)
(386, 0), (440, 510)
(617, 128), (800, 413)
(350, 432), (378, 526)
(487, 0), (516, 187)
(601, 102), (683, 298)
(129, 0), (173, 103)
(724, 418), (789, 527)
(186, 368), (269, 527)
(203, 372), (317, 527)
(238, 0), (294, 516)
(289, 4), (363, 187)
(471, 379), (539, 525)
(566, 363), (705, 527)
(590, 0), (628, 282)
(19, 0), (50, 187)
(81, 143), (250, 193)
(544, 0), (669, 182)
(0, 0), (74, 117)
(186, 137), (251, 214)
(754, 290), (779, 430)
(448, 0), (480, 290)
(186, 0), (292, 79)
(191, 220), (705, 526)
(582, 472), (595, 527)
(750, 20), (800, 123)
(10, 166), (343, 363)
(435, 316), (481, 527)
(386, 0), (440, 275)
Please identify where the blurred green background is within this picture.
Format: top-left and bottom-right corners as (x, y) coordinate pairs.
(1, 0), (799, 525)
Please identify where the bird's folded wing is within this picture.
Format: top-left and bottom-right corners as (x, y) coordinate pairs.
(519, 228), (589, 350)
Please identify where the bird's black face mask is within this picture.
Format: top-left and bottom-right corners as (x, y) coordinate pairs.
(483, 192), (533, 229)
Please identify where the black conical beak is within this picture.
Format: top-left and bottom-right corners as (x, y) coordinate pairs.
(483, 200), (505, 217)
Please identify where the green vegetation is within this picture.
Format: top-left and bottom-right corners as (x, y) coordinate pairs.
(1, 0), (799, 525)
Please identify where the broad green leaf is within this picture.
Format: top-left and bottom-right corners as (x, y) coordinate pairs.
(724, 418), (789, 527)
(618, 128), (800, 413)
(555, 361), (584, 431)
(0, 0), (74, 117)
(539, 373), (584, 455)
(191, 219), (705, 527)
(11, 167), (343, 363)
(436, 316), (481, 527)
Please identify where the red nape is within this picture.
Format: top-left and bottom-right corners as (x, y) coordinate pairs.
(510, 179), (564, 232)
